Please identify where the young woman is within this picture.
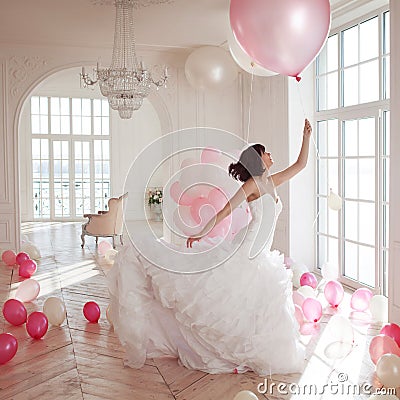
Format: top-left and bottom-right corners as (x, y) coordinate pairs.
(107, 119), (311, 376)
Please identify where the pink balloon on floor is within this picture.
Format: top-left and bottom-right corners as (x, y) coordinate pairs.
(19, 259), (37, 278)
(26, 312), (48, 339)
(369, 334), (400, 365)
(380, 323), (400, 347)
(302, 298), (322, 323)
(230, 0), (331, 78)
(0, 333), (18, 364)
(350, 288), (373, 311)
(98, 241), (113, 256)
(2, 250), (16, 266)
(2, 299), (27, 326)
(324, 280), (344, 308)
(83, 301), (101, 323)
(15, 279), (40, 302)
(16, 252), (30, 266)
(300, 272), (318, 289)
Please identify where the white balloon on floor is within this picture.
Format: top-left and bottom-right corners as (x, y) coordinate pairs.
(233, 391), (258, 400)
(185, 46), (238, 90)
(369, 295), (389, 322)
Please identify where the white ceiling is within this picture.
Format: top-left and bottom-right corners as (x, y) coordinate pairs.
(0, 0), (347, 50)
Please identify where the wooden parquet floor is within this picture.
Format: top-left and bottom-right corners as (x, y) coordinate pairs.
(0, 222), (396, 400)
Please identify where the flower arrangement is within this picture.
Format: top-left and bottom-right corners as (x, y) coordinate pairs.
(148, 188), (163, 206)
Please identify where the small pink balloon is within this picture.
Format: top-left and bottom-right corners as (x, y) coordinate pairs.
(200, 147), (221, 164)
(2, 299), (27, 326)
(380, 323), (400, 347)
(26, 312), (48, 339)
(2, 250), (16, 266)
(98, 241), (112, 256)
(324, 280), (344, 308)
(300, 272), (318, 289)
(350, 288), (373, 311)
(369, 334), (400, 365)
(292, 291), (306, 308)
(19, 259), (37, 278)
(15, 279), (41, 302)
(16, 252), (30, 266)
(294, 304), (304, 326)
(302, 297), (323, 323)
(0, 333), (18, 364)
(83, 301), (101, 323)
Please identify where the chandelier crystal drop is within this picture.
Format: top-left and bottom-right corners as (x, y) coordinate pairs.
(81, 0), (168, 119)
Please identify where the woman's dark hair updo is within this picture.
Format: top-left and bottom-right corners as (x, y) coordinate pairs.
(228, 144), (266, 182)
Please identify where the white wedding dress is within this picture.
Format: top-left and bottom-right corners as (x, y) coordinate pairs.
(107, 176), (304, 376)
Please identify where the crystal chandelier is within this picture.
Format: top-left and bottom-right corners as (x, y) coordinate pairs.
(81, 0), (168, 119)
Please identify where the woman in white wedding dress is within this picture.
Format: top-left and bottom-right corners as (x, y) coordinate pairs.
(107, 119), (312, 376)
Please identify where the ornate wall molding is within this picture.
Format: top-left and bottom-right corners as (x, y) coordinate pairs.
(90, 0), (175, 8)
(8, 56), (48, 97)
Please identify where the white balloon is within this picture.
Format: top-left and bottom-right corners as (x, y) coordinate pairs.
(321, 261), (339, 280)
(233, 391), (258, 400)
(43, 297), (66, 326)
(228, 29), (278, 77)
(376, 354), (400, 388)
(328, 189), (342, 211)
(297, 285), (316, 299)
(369, 295), (389, 322)
(185, 46), (238, 90)
(325, 315), (354, 343)
(21, 242), (41, 260)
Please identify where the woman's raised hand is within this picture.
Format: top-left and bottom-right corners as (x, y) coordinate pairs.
(186, 236), (201, 248)
(303, 118), (312, 137)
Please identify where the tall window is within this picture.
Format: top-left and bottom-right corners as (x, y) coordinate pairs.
(31, 96), (111, 220)
(315, 10), (390, 294)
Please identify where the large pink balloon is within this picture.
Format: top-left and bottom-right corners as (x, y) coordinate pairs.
(324, 280), (344, 308)
(302, 298), (322, 323)
(350, 288), (373, 311)
(15, 279), (40, 302)
(201, 148), (221, 164)
(0, 333), (18, 364)
(2, 299), (27, 326)
(230, 0), (331, 78)
(380, 323), (400, 347)
(26, 312), (48, 339)
(369, 334), (400, 365)
(2, 250), (16, 266)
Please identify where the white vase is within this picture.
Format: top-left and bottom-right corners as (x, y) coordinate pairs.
(152, 203), (163, 221)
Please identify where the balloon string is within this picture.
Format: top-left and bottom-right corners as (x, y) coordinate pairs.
(246, 71), (255, 143)
(312, 210), (320, 229)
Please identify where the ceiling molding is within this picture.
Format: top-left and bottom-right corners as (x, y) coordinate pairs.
(89, 0), (175, 7)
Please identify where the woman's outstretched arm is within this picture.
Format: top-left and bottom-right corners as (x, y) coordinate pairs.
(186, 178), (256, 248)
(270, 118), (312, 187)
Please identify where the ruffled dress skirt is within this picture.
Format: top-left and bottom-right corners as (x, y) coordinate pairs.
(107, 237), (304, 376)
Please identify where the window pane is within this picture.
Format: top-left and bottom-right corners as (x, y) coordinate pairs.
(327, 72), (338, 109)
(344, 159), (358, 199)
(359, 245), (375, 286)
(360, 17), (379, 62)
(72, 98), (81, 115)
(94, 141), (102, 160)
(51, 116), (61, 134)
(32, 139), (41, 159)
(344, 241), (358, 280)
(51, 97), (60, 115)
(344, 120), (358, 157)
(93, 117), (101, 135)
(327, 34), (338, 72)
(360, 60), (379, 103)
(318, 235), (327, 266)
(359, 159), (375, 201)
(384, 56), (390, 99)
(343, 26), (359, 67)
(93, 99), (101, 116)
(383, 159), (389, 202)
(344, 200), (358, 241)
(359, 202), (375, 245)
(317, 121), (327, 156)
(343, 66), (359, 106)
(102, 141), (109, 159)
(82, 99), (91, 116)
(318, 159), (328, 196)
(383, 111), (390, 156)
(327, 119), (338, 157)
(82, 116), (91, 135)
(328, 237), (339, 267)
(328, 159), (338, 193)
(318, 197), (327, 234)
(61, 98), (70, 115)
(31, 115), (40, 134)
(72, 116), (82, 134)
(317, 75), (327, 111)
(40, 97), (48, 115)
(60, 116), (70, 134)
(383, 11), (390, 54)
(359, 118), (375, 156)
(40, 115), (48, 134)
(53, 141), (61, 159)
(328, 207), (338, 237)
(31, 97), (40, 114)
(102, 100), (109, 116)
(102, 117), (109, 135)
